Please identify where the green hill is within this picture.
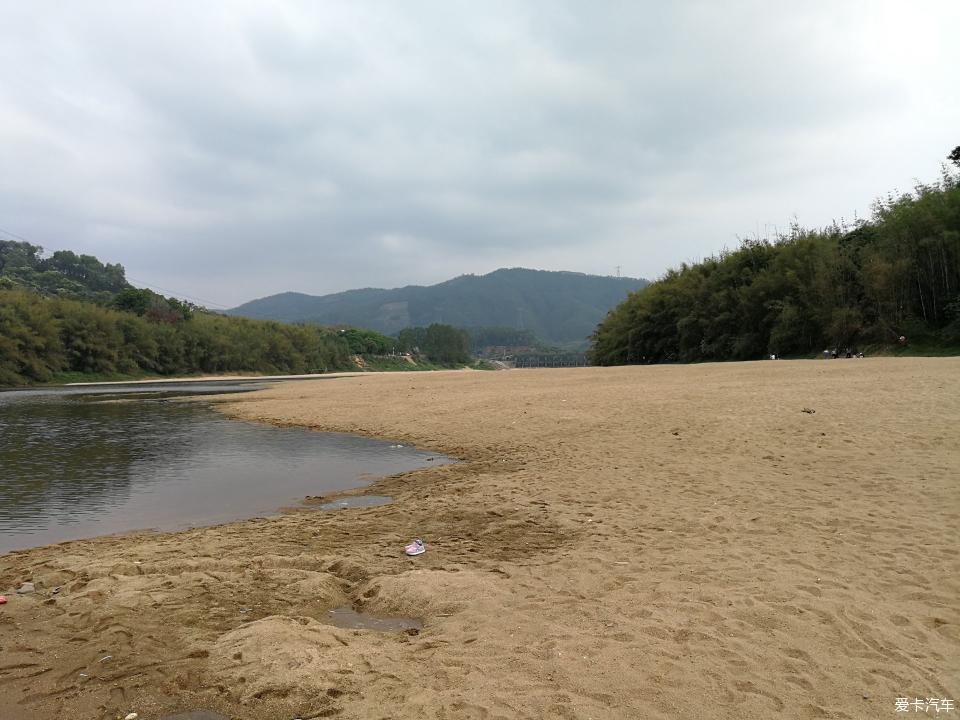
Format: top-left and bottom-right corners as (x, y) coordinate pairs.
(0, 239), (130, 301)
(228, 268), (648, 347)
(0, 240), (369, 386)
(0, 239), (500, 386)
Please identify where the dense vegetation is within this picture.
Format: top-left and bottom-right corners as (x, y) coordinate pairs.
(0, 285), (487, 386)
(397, 325), (471, 363)
(228, 268), (647, 346)
(336, 327), (401, 356)
(0, 240), (479, 386)
(590, 163), (960, 364)
(0, 289), (360, 386)
(1, 240), (129, 302)
(338, 324), (474, 364)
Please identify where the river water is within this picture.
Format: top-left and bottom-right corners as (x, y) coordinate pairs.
(0, 380), (447, 554)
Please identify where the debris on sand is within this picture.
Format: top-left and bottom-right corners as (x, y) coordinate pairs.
(404, 538), (426, 556)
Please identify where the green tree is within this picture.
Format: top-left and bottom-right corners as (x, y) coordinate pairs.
(591, 166), (960, 364)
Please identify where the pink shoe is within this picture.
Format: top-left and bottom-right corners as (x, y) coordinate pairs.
(404, 538), (425, 556)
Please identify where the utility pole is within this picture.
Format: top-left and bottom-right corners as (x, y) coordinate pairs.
(615, 265), (621, 278)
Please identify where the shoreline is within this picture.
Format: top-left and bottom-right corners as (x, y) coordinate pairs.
(1, 358), (957, 719)
(0, 384), (458, 556)
(0, 363), (481, 393)
(62, 371), (366, 386)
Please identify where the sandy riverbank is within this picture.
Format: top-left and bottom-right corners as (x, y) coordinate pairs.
(1, 359), (958, 719)
(59, 369), (394, 386)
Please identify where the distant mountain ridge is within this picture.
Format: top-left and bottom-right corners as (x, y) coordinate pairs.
(227, 268), (649, 346)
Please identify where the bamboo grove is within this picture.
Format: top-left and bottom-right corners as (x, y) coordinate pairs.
(590, 165), (960, 364)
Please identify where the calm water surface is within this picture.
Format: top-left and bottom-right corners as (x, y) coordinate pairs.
(0, 381), (448, 554)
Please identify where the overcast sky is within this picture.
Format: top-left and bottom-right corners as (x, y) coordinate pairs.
(1, 2), (957, 308)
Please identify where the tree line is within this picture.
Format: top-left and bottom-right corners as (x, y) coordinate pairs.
(0, 289), (362, 386)
(0, 237), (491, 385)
(1, 240), (128, 301)
(338, 324), (473, 363)
(0, 291), (489, 386)
(397, 324), (471, 363)
(591, 160), (960, 364)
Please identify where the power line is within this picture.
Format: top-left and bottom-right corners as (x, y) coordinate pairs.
(0, 226), (35, 243)
(125, 276), (230, 310)
(0, 224), (230, 310)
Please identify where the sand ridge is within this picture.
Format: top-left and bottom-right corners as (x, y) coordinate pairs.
(0, 359), (958, 719)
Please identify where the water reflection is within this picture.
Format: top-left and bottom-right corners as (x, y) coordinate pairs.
(0, 382), (448, 553)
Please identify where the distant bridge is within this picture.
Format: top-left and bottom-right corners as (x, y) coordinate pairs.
(513, 354), (589, 368)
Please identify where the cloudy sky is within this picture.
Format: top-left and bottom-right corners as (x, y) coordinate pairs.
(1, 1), (957, 308)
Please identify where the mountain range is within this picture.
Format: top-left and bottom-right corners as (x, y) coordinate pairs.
(227, 268), (648, 347)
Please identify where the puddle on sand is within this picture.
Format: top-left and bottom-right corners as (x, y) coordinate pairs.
(0, 383), (450, 554)
(326, 607), (422, 632)
(319, 495), (393, 510)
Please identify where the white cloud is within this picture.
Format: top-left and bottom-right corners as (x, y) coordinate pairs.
(0, 0), (957, 305)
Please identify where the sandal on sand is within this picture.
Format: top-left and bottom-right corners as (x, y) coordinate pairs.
(404, 538), (425, 556)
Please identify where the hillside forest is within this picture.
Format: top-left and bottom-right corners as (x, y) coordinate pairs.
(590, 159), (960, 364)
(227, 267), (646, 347)
(0, 241), (474, 386)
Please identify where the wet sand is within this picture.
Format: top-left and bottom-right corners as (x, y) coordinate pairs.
(1, 359), (958, 719)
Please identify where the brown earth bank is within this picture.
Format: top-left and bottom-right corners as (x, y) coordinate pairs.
(1, 360), (958, 720)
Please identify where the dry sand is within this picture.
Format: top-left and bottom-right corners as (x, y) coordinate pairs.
(1, 359), (958, 719)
